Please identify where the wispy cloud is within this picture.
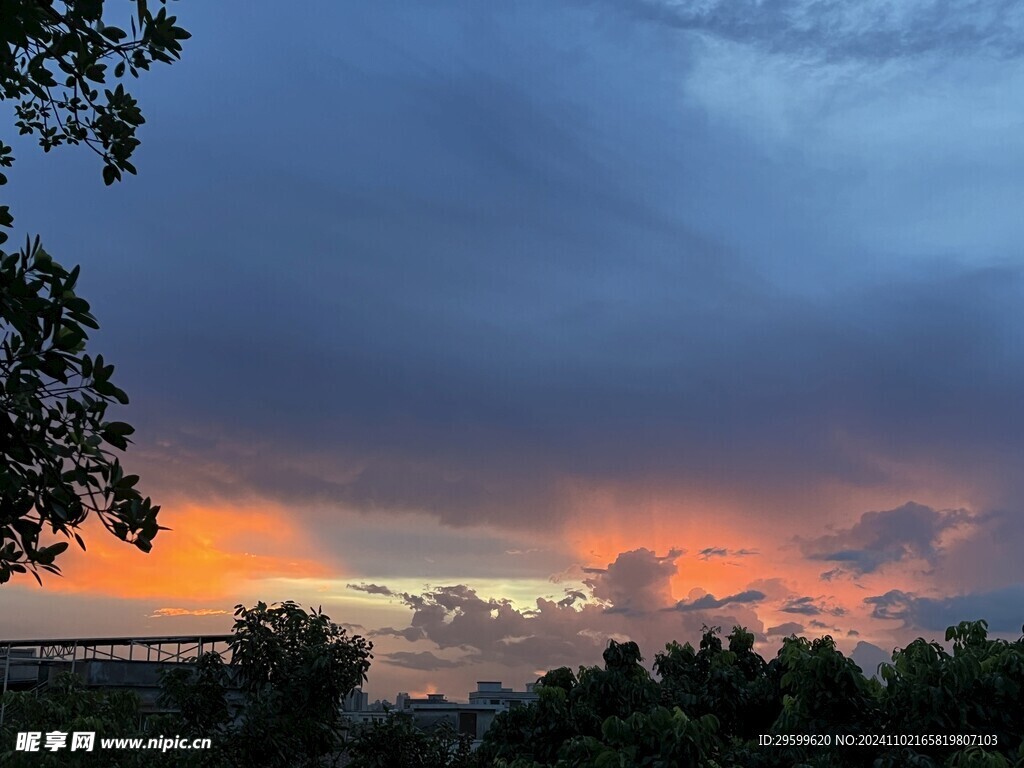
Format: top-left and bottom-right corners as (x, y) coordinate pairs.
(779, 596), (847, 617)
(697, 547), (759, 560)
(674, 590), (766, 612)
(347, 583), (397, 597)
(150, 608), (230, 618)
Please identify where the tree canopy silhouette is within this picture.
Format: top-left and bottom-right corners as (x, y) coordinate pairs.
(0, 0), (189, 582)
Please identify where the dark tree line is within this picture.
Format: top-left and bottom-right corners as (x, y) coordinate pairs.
(4, 611), (1022, 768)
(476, 621), (1024, 768)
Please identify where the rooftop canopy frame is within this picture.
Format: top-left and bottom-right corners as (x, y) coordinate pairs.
(0, 634), (234, 726)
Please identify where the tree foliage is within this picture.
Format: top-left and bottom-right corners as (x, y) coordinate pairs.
(156, 651), (233, 768)
(1, 0), (190, 187)
(478, 621), (1024, 768)
(0, 672), (163, 767)
(876, 621), (1024, 768)
(0, 236), (160, 582)
(6, 617), (1024, 767)
(225, 600), (373, 768)
(654, 625), (777, 742)
(344, 714), (474, 768)
(1, 0), (188, 582)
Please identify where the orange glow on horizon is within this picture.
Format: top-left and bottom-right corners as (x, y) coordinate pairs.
(47, 502), (338, 600)
(409, 685), (440, 699)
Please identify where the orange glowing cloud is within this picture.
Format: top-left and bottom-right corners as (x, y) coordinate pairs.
(563, 487), (759, 601)
(557, 479), (961, 647)
(47, 502), (337, 600)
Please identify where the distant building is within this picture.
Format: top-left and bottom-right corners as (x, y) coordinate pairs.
(340, 709), (389, 726)
(342, 688), (369, 712)
(468, 681), (539, 711)
(395, 691), (449, 709)
(397, 692), (500, 745)
(365, 682), (541, 747)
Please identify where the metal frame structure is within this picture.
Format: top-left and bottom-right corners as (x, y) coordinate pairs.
(0, 635), (233, 727)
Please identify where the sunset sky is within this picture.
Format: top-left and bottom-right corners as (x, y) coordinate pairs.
(3, 0), (1024, 701)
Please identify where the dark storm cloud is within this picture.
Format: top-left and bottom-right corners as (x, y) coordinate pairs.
(8, 0), (1024, 533)
(865, 585), (1024, 633)
(801, 503), (972, 575)
(120, 259), (1024, 531)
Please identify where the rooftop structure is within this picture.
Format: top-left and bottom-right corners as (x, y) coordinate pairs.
(394, 692), (502, 745)
(375, 681), (541, 747)
(468, 680), (539, 710)
(0, 635), (234, 726)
